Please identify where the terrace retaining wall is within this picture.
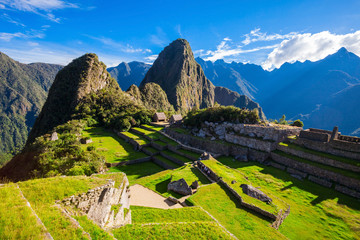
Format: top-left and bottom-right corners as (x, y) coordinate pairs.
(271, 152), (360, 195)
(294, 138), (360, 160)
(152, 156), (175, 169)
(277, 144), (360, 173)
(160, 152), (185, 166)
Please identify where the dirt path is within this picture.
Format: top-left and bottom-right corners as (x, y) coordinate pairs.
(130, 184), (183, 209)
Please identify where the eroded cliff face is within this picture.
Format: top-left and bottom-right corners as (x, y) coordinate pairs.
(28, 53), (120, 142)
(140, 39), (215, 113)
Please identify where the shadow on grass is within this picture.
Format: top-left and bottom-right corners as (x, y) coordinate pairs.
(154, 177), (183, 198)
(217, 157), (360, 211)
(190, 167), (211, 185)
(110, 162), (165, 180)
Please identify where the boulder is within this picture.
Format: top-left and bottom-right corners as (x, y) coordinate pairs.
(50, 132), (58, 141)
(167, 196), (179, 204)
(240, 184), (272, 204)
(167, 178), (192, 196)
(197, 129), (206, 138)
(215, 125), (226, 136)
(190, 180), (199, 189)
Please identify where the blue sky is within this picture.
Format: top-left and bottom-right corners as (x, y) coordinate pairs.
(1, 0), (360, 69)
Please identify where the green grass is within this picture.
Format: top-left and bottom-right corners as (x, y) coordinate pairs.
(142, 124), (164, 131)
(279, 142), (360, 167)
(108, 161), (165, 183)
(75, 216), (113, 240)
(153, 140), (167, 146)
(154, 155), (181, 168)
(162, 150), (192, 163)
(0, 183), (47, 240)
(134, 165), (211, 198)
(131, 206), (213, 223)
(216, 156), (360, 240)
(132, 127), (162, 140)
(189, 183), (285, 239)
(274, 150), (360, 181)
(171, 127), (190, 134)
(17, 176), (110, 240)
(143, 146), (159, 154)
(121, 131), (150, 145)
(82, 127), (147, 163)
(112, 222), (234, 240)
(202, 159), (288, 215)
(177, 148), (201, 159)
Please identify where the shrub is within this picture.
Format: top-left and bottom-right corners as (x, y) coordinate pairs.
(291, 119), (304, 127)
(184, 105), (260, 128)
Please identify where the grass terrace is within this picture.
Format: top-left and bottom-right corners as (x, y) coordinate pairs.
(112, 222), (234, 240)
(143, 146), (159, 154)
(142, 124), (165, 131)
(274, 150), (360, 181)
(154, 155), (181, 168)
(132, 127), (162, 140)
(279, 142), (360, 167)
(134, 165), (210, 198)
(162, 150), (192, 163)
(121, 131), (150, 145)
(215, 156), (360, 240)
(0, 184), (47, 239)
(202, 159), (288, 215)
(109, 161), (165, 183)
(82, 127), (147, 163)
(131, 206), (213, 223)
(177, 148), (201, 159)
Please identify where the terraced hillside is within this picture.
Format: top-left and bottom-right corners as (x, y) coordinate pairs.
(2, 124), (360, 239)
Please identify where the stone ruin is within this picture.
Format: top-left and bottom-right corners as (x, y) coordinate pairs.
(167, 178), (192, 196)
(62, 176), (131, 229)
(240, 184), (272, 204)
(193, 121), (302, 143)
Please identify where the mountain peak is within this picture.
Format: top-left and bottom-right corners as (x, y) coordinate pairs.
(28, 53), (119, 142)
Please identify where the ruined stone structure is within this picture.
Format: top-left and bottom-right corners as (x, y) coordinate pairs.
(167, 178), (193, 196)
(62, 175), (131, 229)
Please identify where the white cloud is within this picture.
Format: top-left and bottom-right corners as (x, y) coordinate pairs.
(242, 28), (298, 45)
(0, 30), (44, 41)
(202, 37), (278, 61)
(144, 54), (158, 64)
(0, 0), (78, 22)
(2, 13), (25, 27)
(0, 0), (77, 11)
(262, 31), (360, 70)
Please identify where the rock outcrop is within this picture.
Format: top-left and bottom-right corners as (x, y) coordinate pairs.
(167, 178), (192, 196)
(140, 39), (215, 113)
(127, 83), (174, 112)
(240, 184), (272, 204)
(140, 39), (265, 116)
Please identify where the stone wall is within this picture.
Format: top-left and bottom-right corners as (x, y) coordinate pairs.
(152, 156), (175, 169)
(277, 144), (360, 173)
(165, 128), (248, 157)
(338, 135), (360, 143)
(62, 175), (131, 228)
(294, 138), (360, 160)
(330, 139), (360, 153)
(160, 152), (185, 166)
(299, 130), (330, 142)
(271, 152), (360, 195)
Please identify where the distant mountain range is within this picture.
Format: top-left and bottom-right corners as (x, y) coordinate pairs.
(108, 61), (151, 91)
(112, 47), (360, 136)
